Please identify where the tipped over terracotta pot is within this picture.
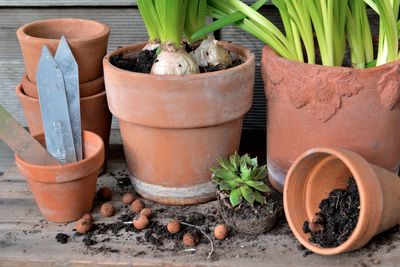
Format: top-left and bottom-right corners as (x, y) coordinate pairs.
(103, 42), (254, 205)
(15, 131), (104, 223)
(284, 147), (400, 255)
(262, 46), (400, 192)
(17, 18), (109, 83)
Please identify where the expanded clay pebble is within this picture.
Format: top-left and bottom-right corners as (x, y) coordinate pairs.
(140, 208), (153, 218)
(131, 199), (145, 213)
(97, 187), (112, 201)
(167, 219), (181, 234)
(122, 192), (136, 204)
(76, 218), (92, 234)
(81, 213), (93, 223)
(133, 214), (149, 230)
(183, 232), (199, 247)
(100, 202), (115, 217)
(214, 224), (228, 240)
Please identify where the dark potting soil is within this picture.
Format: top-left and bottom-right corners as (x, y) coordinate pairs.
(219, 189), (282, 235)
(110, 49), (157, 73)
(55, 233), (69, 244)
(110, 46), (243, 74)
(303, 178), (360, 248)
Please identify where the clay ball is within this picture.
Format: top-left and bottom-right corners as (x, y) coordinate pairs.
(140, 208), (153, 218)
(76, 218), (92, 234)
(183, 232), (199, 247)
(167, 219), (181, 234)
(214, 224), (228, 240)
(133, 214), (149, 230)
(122, 192), (136, 204)
(81, 213), (93, 223)
(97, 187), (113, 201)
(100, 202), (115, 217)
(131, 199), (145, 213)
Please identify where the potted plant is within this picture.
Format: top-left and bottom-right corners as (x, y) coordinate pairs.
(195, 0), (400, 192)
(211, 152), (281, 235)
(283, 147), (400, 255)
(103, 0), (255, 204)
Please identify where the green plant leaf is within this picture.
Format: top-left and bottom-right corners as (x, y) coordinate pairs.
(218, 182), (231, 191)
(229, 188), (242, 207)
(217, 157), (236, 172)
(212, 168), (237, 180)
(240, 185), (255, 206)
(245, 180), (265, 187)
(253, 165), (267, 180)
(254, 190), (266, 205)
(253, 183), (271, 193)
(240, 164), (252, 180)
(229, 152), (241, 171)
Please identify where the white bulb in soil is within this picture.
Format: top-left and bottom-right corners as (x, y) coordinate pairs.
(143, 42), (160, 51)
(151, 47), (199, 75)
(191, 35), (232, 67)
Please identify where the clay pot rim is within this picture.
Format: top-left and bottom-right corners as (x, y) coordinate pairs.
(283, 147), (384, 255)
(103, 41), (255, 80)
(263, 45), (399, 72)
(15, 130), (104, 183)
(16, 82), (106, 102)
(21, 73), (105, 99)
(16, 18), (110, 44)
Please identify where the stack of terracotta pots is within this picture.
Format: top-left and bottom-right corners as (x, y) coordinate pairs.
(15, 18), (112, 170)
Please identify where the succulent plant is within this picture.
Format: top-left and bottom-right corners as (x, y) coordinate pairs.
(211, 152), (270, 208)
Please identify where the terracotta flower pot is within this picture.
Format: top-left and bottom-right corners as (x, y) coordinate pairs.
(284, 147), (400, 255)
(15, 130), (105, 223)
(16, 83), (112, 169)
(21, 73), (105, 98)
(262, 46), (400, 192)
(17, 18), (109, 83)
(103, 42), (255, 205)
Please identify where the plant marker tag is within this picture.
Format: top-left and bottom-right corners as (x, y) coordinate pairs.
(55, 36), (82, 161)
(36, 45), (77, 164)
(0, 105), (59, 166)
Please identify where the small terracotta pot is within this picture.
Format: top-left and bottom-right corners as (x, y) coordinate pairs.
(16, 83), (112, 169)
(284, 147), (400, 255)
(15, 130), (104, 223)
(21, 73), (105, 98)
(17, 18), (109, 83)
(262, 46), (400, 192)
(103, 42), (254, 205)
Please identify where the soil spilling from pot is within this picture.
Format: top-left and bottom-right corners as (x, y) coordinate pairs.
(110, 45), (242, 74)
(303, 178), (360, 248)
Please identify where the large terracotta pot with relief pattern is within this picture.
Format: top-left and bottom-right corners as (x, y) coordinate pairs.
(262, 46), (400, 192)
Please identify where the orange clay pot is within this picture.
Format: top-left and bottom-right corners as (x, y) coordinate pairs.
(21, 73), (105, 98)
(15, 131), (104, 223)
(262, 46), (400, 192)
(17, 18), (109, 83)
(103, 42), (255, 205)
(284, 147), (400, 255)
(16, 83), (111, 169)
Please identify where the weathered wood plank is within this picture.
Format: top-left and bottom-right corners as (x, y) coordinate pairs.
(0, 0), (264, 7)
(0, 160), (399, 267)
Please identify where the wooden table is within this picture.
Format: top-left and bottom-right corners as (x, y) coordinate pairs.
(1, 152), (400, 267)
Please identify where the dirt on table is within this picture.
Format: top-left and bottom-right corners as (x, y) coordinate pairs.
(303, 178), (360, 248)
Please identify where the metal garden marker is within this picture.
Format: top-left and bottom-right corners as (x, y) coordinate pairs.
(36, 37), (82, 164)
(55, 36), (82, 161)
